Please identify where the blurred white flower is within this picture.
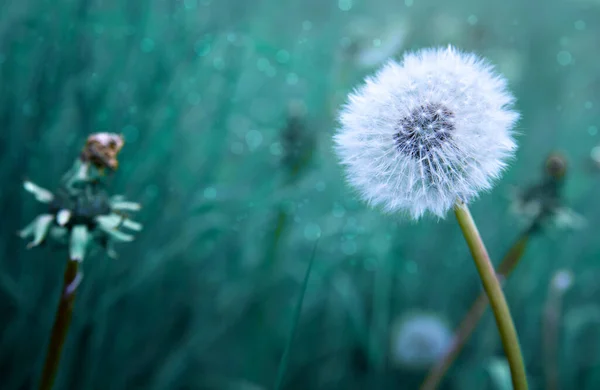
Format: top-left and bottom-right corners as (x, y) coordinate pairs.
(334, 46), (519, 219)
(551, 269), (574, 293)
(389, 311), (453, 369)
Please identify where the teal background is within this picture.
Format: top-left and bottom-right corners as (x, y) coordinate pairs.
(1, 0), (600, 389)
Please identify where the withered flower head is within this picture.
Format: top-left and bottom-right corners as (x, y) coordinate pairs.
(19, 132), (140, 262)
(81, 132), (125, 172)
(510, 152), (583, 231)
(545, 152), (567, 180)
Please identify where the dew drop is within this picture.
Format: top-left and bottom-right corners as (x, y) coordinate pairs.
(556, 51), (572, 66)
(204, 187), (217, 199)
(245, 130), (263, 150)
(338, 0), (352, 11)
(304, 223), (321, 240)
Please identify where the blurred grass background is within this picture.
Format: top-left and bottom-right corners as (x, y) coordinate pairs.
(2, 0), (600, 389)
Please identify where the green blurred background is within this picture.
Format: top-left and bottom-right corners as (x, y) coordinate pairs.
(2, 0), (600, 389)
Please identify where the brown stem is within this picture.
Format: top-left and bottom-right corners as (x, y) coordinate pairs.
(420, 232), (529, 390)
(451, 202), (528, 390)
(38, 259), (79, 390)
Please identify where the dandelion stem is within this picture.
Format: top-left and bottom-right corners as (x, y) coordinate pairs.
(452, 201), (528, 390)
(38, 258), (79, 390)
(420, 231), (530, 390)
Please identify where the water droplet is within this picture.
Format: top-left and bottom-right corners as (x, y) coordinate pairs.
(588, 125), (598, 136)
(286, 72), (299, 85)
(304, 223), (321, 240)
(556, 51), (572, 66)
(257, 57), (270, 72)
(332, 203), (346, 218)
(276, 50), (290, 64)
(338, 0), (352, 11)
(245, 130), (263, 150)
(575, 20), (586, 30)
(204, 187), (217, 199)
(467, 15), (478, 25)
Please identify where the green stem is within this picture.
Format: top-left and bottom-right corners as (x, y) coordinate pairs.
(453, 201), (528, 390)
(420, 232), (530, 390)
(38, 259), (79, 390)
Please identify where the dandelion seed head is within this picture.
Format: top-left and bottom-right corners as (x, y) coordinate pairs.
(334, 45), (519, 219)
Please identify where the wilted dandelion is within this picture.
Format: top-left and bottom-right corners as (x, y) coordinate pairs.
(19, 133), (141, 390)
(334, 46), (528, 390)
(510, 152), (584, 231)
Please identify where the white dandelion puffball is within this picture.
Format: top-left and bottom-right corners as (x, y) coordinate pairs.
(389, 312), (453, 369)
(334, 46), (519, 219)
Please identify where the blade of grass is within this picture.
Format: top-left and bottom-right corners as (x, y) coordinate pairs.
(273, 240), (318, 390)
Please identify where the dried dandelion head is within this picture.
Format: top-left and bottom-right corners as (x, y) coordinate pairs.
(19, 132), (140, 262)
(545, 152), (567, 181)
(510, 152), (584, 231)
(81, 132), (125, 172)
(63, 132), (125, 192)
(334, 46), (519, 219)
